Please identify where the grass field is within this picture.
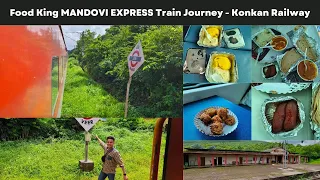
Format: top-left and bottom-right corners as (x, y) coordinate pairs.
(309, 158), (320, 164)
(61, 58), (140, 117)
(0, 121), (166, 180)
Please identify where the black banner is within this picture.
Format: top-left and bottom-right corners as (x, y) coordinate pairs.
(0, 1), (318, 24)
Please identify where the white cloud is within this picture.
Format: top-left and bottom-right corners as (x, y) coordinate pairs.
(61, 25), (111, 50)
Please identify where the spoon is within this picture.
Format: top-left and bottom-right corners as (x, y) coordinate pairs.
(304, 48), (308, 71)
(202, 25), (214, 41)
(263, 45), (275, 49)
(256, 48), (263, 66)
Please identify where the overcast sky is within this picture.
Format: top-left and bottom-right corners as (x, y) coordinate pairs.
(61, 25), (111, 50)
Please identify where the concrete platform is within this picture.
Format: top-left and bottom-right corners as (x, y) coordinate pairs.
(183, 164), (320, 180)
(79, 160), (94, 172)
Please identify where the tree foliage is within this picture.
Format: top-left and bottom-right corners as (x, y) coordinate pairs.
(71, 25), (182, 117)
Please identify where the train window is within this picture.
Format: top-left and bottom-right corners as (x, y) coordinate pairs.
(51, 56), (59, 114)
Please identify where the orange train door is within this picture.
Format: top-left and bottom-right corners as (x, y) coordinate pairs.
(150, 118), (183, 180)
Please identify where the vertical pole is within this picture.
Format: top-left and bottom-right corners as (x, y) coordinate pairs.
(212, 155), (214, 167)
(150, 118), (166, 180)
(124, 76), (132, 118)
(246, 155), (248, 165)
(84, 131), (89, 162)
(197, 155), (201, 167)
(85, 141), (88, 162)
(254, 156), (256, 164)
(225, 155), (227, 166)
(236, 155), (238, 166)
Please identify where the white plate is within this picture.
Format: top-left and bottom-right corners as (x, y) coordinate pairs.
(253, 83), (310, 94)
(194, 106), (238, 137)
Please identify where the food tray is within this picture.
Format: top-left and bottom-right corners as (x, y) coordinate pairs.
(261, 96), (305, 138)
(197, 25), (223, 48)
(222, 28), (245, 49)
(205, 51), (238, 83)
(292, 27), (320, 62)
(183, 48), (207, 74)
(194, 106), (238, 137)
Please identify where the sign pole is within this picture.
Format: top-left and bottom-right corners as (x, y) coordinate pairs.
(85, 131), (89, 162)
(125, 76), (132, 118)
(126, 40), (144, 118)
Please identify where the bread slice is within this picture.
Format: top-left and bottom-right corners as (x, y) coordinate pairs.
(296, 35), (317, 61)
(281, 48), (302, 73)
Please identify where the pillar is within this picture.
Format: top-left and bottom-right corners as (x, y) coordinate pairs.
(212, 155), (214, 167)
(269, 156), (272, 164)
(236, 155), (238, 166)
(254, 156), (256, 164)
(246, 155), (248, 165)
(197, 155), (201, 167)
(225, 155), (227, 166)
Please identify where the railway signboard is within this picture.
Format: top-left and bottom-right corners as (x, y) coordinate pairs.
(75, 117), (100, 132)
(127, 40), (144, 77)
(125, 40), (145, 118)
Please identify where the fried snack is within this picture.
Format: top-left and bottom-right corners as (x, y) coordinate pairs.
(280, 48), (302, 73)
(296, 35), (317, 61)
(212, 115), (222, 123)
(199, 112), (212, 125)
(272, 102), (287, 133)
(284, 100), (298, 132)
(206, 108), (217, 117)
(217, 108), (228, 120)
(210, 122), (223, 135)
(311, 86), (320, 126)
(224, 115), (235, 125)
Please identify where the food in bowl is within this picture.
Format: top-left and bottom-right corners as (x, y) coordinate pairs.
(263, 64), (277, 78)
(271, 35), (287, 51)
(297, 60), (318, 81)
